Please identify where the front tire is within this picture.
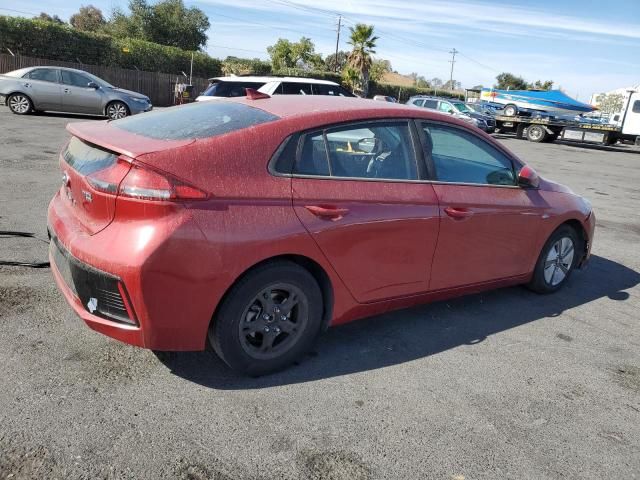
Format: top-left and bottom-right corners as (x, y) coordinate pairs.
(503, 104), (518, 116)
(528, 225), (580, 293)
(106, 101), (129, 120)
(8, 93), (33, 115)
(209, 261), (324, 376)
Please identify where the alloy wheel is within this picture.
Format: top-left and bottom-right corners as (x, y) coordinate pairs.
(9, 95), (30, 114)
(107, 103), (128, 119)
(543, 236), (575, 286)
(238, 283), (308, 360)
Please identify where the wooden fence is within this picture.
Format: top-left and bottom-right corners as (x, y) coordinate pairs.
(0, 53), (211, 106)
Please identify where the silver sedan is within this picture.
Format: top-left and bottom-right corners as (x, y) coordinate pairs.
(0, 66), (152, 119)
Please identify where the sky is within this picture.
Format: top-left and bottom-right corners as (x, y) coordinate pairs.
(2, 0), (640, 99)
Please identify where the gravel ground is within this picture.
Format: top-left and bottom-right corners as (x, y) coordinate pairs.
(0, 109), (639, 480)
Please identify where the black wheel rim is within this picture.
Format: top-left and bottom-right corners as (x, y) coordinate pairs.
(238, 283), (308, 360)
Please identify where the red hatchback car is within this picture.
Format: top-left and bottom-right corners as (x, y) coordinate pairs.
(48, 95), (595, 375)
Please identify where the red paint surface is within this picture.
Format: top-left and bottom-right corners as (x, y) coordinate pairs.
(48, 96), (595, 351)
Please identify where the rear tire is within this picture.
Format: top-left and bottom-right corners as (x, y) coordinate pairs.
(528, 225), (580, 294)
(209, 261), (324, 376)
(503, 104), (518, 116)
(527, 124), (548, 143)
(7, 93), (33, 115)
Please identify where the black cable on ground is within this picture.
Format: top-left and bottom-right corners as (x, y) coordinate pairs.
(0, 230), (51, 268)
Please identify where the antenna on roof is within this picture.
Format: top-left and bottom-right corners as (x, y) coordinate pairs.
(245, 88), (270, 100)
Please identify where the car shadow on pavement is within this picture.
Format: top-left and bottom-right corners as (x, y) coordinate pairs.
(495, 135), (640, 154)
(155, 255), (640, 389)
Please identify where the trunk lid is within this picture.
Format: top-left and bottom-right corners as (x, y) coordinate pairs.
(61, 121), (194, 235)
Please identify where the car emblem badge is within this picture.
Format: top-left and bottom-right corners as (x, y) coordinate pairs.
(82, 190), (93, 203)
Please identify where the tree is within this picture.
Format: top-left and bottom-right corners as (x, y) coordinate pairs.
(347, 23), (378, 97)
(531, 79), (554, 90)
(495, 72), (528, 90)
(471, 84), (483, 90)
(415, 75), (429, 88)
(443, 79), (461, 90)
(104, 0), (210, 51)
(342, 66), (360, 93)
(431, 77), (443, 88)
(326, 50), (348, 72)
(70, 5), (106, 32)
(370, 58), (392, 83)
(267, 37), (323, 71)
(595, 93), (625, 114)
(35, 13), (65, 24)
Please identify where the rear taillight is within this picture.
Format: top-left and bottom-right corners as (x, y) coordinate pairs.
(86, 158), (132, 194)
(86, 157), (208, 201)
(119, 162), (209, 201)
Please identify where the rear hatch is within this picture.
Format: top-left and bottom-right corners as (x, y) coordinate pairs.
(60, 122), (193, 235)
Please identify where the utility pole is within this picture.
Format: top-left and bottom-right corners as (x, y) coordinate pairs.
(448, 48), (458, 91)
(334, 15), (342, 73)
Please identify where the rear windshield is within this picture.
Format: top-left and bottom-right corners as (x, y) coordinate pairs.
(202, 81), (266, 97)
(64, 137), (118, 175)
(111, 101), (279, 140)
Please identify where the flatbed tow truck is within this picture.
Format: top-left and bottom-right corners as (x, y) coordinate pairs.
(493, 90), (640, 147)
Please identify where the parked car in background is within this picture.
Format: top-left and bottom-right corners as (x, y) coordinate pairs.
(48, 95), (594, 375)
(466, 102), (499, 116)
(407, 95), (496, 133)
(373, 95), (397, 102)
(0, 67), (152, 119)
(195, 76), (268, 101)
(197, 76), (355, 101)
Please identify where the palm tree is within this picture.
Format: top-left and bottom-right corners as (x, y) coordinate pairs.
(347, 24), (378, 97)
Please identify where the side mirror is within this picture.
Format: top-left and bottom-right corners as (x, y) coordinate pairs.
(518, 165), (540, 189)
(87, 82), (99, 89)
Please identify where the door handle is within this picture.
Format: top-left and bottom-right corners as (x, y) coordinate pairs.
(63, 88), (70, 93)
(444, 206), (474, 219)
(304, 205), (349, 220)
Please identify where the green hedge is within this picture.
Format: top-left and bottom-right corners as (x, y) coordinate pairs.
(0, 15), (221, 77)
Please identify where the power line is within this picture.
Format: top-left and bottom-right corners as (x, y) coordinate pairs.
(207, 44), (266, 55)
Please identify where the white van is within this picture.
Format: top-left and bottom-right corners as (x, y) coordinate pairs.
(195, 76), (354, 101)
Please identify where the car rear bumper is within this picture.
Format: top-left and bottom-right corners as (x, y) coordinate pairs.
(47, 189), (217, 351)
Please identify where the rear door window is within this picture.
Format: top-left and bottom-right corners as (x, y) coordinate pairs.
(413, 99), (425, 107)
(25, 68), (58, 83)
(280, 82), (313, 95)
(293, 121), (418, 180)
(112, 101), (279, 140)
(423, 99), (438, 109)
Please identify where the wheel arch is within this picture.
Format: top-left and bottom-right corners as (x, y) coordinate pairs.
(104, 99), (130, 117)
(209, 254), (335, 337)
(559, 218), (589, 265)
(5, 91), (33, 106)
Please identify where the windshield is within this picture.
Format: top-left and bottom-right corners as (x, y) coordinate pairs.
(452, 102), (471, 113)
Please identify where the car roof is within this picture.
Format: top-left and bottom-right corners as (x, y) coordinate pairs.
(209, 76), (339, 85)
(227, 95), (450, 121)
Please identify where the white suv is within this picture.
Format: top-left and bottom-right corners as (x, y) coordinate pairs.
(196, 76), (354, 101)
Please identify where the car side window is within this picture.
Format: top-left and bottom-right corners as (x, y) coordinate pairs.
(24, 68), (58, 83)
(633, 100), (640, 113)
(423, 99), (438, 109)
(438, 102), (453, 113)
(281, 82), (312, 95)
(312, 84), (352, 96)
(61, 70), (92, 88)
(422, 123), (516, 186)
(413, 99), (425, 107)
(293, 121), (417, 181)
